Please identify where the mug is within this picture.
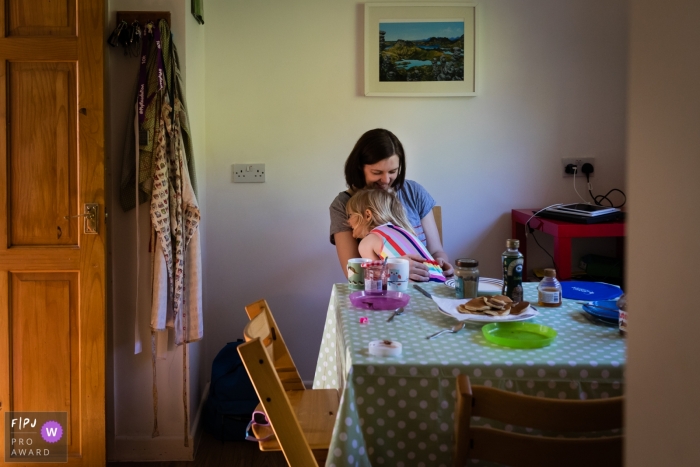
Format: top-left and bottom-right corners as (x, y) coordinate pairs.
(386, 258), (409, 291)
(347, 258), (371, 290)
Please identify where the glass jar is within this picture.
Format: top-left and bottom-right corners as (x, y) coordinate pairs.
(455, 259), (479, 299)
(363, 261), (387, 293)
(537, 268), (562, 307)
(617, 293), (627, 336)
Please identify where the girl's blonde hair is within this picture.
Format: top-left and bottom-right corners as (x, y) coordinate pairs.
(346, 188), (415, 235)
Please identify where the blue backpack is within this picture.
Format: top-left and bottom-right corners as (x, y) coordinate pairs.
(203, 339), (259, 441)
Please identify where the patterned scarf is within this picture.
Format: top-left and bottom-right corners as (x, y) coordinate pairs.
(119, 20), (197, 212)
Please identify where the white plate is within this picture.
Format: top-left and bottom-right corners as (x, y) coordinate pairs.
(431, 296), (538, 323)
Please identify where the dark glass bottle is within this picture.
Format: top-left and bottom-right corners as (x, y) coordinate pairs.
(502, 239), (524, 302)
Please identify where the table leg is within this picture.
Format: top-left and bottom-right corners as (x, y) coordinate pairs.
(553, 236), (572, 280)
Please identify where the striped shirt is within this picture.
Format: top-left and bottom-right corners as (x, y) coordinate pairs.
(370, 223), (446, 282)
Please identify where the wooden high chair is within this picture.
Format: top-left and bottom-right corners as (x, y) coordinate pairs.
(239, 313), (339, 466)
(244, 299), (305, 391)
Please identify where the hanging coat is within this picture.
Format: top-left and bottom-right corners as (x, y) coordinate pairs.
(150, 96), (203, 345)
(146, 21), (203, 345)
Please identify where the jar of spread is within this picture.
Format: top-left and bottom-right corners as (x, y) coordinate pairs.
(617, 293), (627, 336)
(454, 258), (479, 299)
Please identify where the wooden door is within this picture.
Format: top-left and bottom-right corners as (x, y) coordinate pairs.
(0, 0), (106, 465)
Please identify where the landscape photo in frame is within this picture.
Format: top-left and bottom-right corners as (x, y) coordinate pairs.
(365, 3), (476, 97)
(379, 21), (465, 82)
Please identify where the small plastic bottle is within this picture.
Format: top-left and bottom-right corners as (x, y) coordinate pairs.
(537, 268), (562, 307)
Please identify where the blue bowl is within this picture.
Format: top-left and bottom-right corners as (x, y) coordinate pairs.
(582, 300), (619, 323)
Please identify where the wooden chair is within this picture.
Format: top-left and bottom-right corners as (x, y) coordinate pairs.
(244, 299), (305, 390)
(238, 315), (339, 467)
(433, 205), (443, 244)
(453, 375), (624, 467)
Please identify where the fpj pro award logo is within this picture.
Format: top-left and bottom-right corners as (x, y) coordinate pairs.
(4, 412), (67, 463)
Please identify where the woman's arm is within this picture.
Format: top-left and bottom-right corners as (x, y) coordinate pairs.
(334, 231), (360, 278)
(421, 210), (454, 277)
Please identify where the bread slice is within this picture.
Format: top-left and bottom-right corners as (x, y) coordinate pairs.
(510, 301), (530, 315)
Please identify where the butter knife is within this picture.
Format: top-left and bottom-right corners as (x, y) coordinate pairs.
(413, 284), (432, 299)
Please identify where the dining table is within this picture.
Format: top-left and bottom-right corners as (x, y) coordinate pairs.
(313, 281), (626, 467)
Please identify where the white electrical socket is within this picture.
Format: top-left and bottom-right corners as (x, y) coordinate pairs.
(561, 157), (595, 177)
(232, 163), (266, 183)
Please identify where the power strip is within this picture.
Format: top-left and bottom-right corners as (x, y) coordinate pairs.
(232, 164), (266, 183)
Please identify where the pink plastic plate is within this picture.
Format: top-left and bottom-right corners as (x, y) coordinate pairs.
(348, 291), (411, 311)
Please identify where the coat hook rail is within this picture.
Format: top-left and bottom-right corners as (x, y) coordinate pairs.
(116, 11), (171, 27)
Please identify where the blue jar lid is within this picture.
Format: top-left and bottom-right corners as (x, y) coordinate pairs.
(560, 281), (622, 301)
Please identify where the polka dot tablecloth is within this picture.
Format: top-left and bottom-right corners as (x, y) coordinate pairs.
(313, 282), (625, 467)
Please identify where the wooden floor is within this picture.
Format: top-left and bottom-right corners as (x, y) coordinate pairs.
(107, 431), (288, 467)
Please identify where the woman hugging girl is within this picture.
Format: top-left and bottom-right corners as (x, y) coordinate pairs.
(346, 189), (446, 282)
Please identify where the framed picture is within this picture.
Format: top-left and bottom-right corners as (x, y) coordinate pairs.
(364, 3), (477, 97)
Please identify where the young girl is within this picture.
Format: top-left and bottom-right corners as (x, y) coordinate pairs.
(346, 189), (446, 282)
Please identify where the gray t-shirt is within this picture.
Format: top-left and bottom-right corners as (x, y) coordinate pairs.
(329, 180), (436, 246)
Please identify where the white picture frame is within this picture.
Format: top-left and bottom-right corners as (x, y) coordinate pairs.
(364, 2), (477, 97)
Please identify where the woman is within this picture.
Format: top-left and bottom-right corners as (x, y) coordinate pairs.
(330, 128), (454, 281)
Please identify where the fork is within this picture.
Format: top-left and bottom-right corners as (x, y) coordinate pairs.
(426, 321), (465, 339)
(387, 307), (405, 322)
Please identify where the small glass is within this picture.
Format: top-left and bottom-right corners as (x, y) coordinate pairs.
(363, 262), (387, 293)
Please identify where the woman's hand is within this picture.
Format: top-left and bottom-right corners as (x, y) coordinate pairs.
(403, 254), (431, 282)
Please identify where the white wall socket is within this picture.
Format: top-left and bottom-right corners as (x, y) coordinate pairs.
(232, 163), (266, 183)
(561, 157), (595, 177)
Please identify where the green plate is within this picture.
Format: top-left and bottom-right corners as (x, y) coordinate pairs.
(482, 322), (557, 349)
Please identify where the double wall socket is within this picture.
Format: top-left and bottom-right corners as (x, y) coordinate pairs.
(561, 157), (595, 177)
(232, 163), (265, 183)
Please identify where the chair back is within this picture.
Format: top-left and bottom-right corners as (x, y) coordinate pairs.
(238, 337), (318, 467)
(433, 205), (443, 244)
(454, 374), (623, 467)
(242, 310), (275, 360)
(244, 299), (305, 390)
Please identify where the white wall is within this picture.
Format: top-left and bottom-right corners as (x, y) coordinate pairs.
(626, 1), (700, 465)
(203, 0), (628, 382)
(183, 0), (208, 450)
(107, 0), (207, 461)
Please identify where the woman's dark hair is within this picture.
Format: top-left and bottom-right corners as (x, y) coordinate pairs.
(344, 129), (406, 190)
